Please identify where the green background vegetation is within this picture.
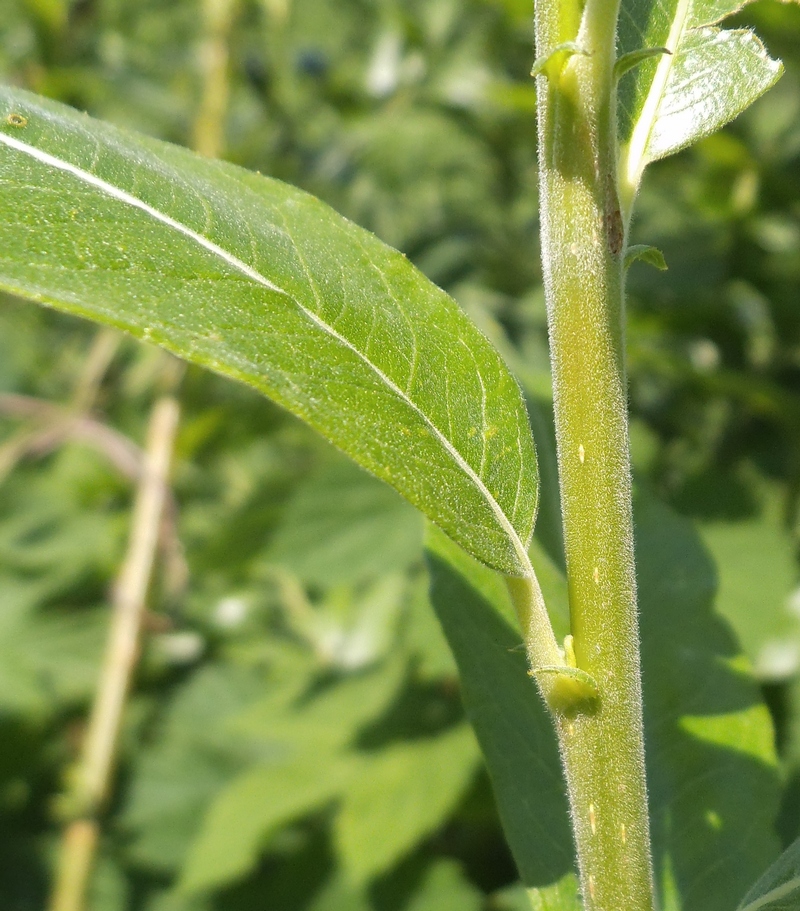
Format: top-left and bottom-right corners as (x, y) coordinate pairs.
(0, 0), (799, 908)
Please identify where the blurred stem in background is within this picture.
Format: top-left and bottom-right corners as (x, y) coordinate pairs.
(193, 0), (239, 159)
(0, 330), (120, 483)
(48, 397), (180, 911)
(48, 1), (244, 903)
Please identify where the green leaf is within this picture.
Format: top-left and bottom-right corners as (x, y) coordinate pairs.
(0, 86), (538, 577)
(120, 665), (266, 873)
(624, 244), (668, 272)
(426, 492), (782, 909)
(618, 0), (783, 200)
(230, 654), (407, 755)
(265, 456), (422, 588)
(737, 837), (800, 911)
(405, 859), (484, 911)
(425, 526), (573, 888)
(406, 574), (460, 682)
(335, 724), (480, 884)
(177, 656), (407, 890)
(700, 492), (800, 681)
(179, 757), (347, 895)
(123, 742), (242, 874)
(494, 875), (581, 911)
(528, 874), (582, 911)
(0, 577), (106, 716)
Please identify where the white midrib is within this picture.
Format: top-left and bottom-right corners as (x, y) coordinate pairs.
(0, 126), (533, 575)
(620, 0), (691, 202)
(738, 876), (800, 911)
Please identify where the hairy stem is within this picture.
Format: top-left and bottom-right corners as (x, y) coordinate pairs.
(533, 1), (655, 909)
(48, 397), (179, 911)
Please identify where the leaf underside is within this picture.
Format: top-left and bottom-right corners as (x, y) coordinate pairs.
(737, 836), (800, 911)
(0, 86), (537, 576)
(619, 0), (783, 185)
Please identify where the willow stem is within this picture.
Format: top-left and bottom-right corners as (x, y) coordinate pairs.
(533, 0), (656, 908)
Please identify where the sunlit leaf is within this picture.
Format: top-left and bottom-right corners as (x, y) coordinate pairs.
(618, 0), (783, 200)
(405, 859), (484, 911)
(0, 86), (538, 576)
(528, 873), (582, 911)
(700, 491), (800, 681)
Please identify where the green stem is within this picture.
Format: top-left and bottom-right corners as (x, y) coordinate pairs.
(193, 0), (238, 159)
(533, 2), (655, 910)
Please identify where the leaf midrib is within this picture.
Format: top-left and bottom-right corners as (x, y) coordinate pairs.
(738, 876), (800, 911)
(0, 127), (532, 574)
(620, 0), (692, 199)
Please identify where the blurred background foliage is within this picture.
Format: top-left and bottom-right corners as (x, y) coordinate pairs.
(0, 0), (799, 908)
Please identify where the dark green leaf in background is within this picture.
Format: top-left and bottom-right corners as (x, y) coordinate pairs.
(426, 526), (574, 888)
(700, 485), (800, 681)
(737, 836), (800, 911)
(427, 492), (781, 911)
(265, 458), (422, 588)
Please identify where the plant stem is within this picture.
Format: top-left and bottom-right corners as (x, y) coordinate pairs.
(193, 0), (238, 159)
(533, 1), (655, 909)
(48, 397), (180, 911)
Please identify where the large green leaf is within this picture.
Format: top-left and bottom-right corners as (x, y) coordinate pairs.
(0, 86), (537, 576)
(618, 0), (782, 198)
(177, 656), (407, 893)
(264, 456), (422, 588)
(334, 724), (480, 884)
(179, 756), (348, 895)
(737, 837), (800, 911)
(700, 492), (800, 681)
(404, 859), (484, 911)
(426, 528), (574, 888)
(427, 492), (781, 911)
